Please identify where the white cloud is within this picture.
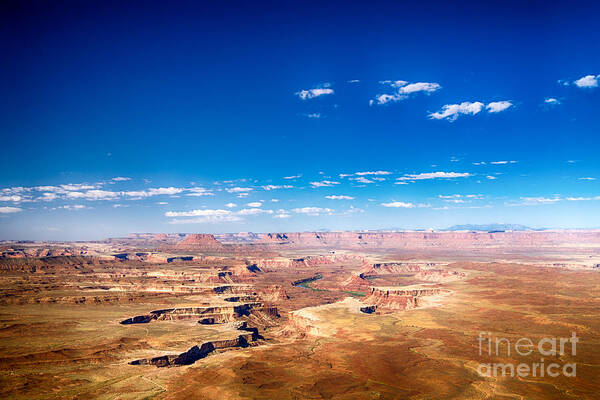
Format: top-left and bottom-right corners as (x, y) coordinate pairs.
(0, 206), (22, 213)
(37, 193), (59, 201)
(246, 202), (262, 207)
(292, 207), (333, 216)
(379, 80), (406, 86)
(283, 174), (302, 180)
(347, 79), (360, 83)
(111, 177), (131, 181)
(351, 177), (374, 184)
(35, 186), (59, 192)
(430, 101), (512, 121)
(519, 197), (562, 205)
(186, 187), (214, 196)
(168, 215), (242, 224)
(270, 199), (279, 202)
(354, 170), (391, 176)
(566, 197), (592, 201)
(165, 209), (233, 218)
(509, 195), (600, 205)
(338, 172), (390, 182)
(399, 82), (441, 94)
(67, 190), (120, 201)
(148, 187), (184, 196)
(490, 160), (517, 165)
(429, 101), (484, 121)
(59, 184), (98, 191)
(59, 204), (87, 210)
(0, 195), (22, 202)
(578, 177), (596, 181)
(325, 195), (354, 200)
(166, 206), (279, 222)
(1, 187), (26, 194)
(397, 172), (472, 181)
(225, 187), (254, 193)
(237, 208), (273, 216)
(225, 202), (237, 208)
(261, 185), (293, 191)
(439, 194), (482, 199)
(310, 180), (340, 188)
(574, 74), (599, 88)
(486, 176), (497, 180)
(33, 184), (98, 193)
(274, 210), (291, 218)
(380, 202), (426, 208)
(371, 93), (403, 105)
(371, 81), (441, 105)
(486, 101), (513, 113)
(342, 205), (364, 214)
(124, 187), (184, 198)
(544, 97), (560, 105)
(1, 183), (215, 204)
(305, 113), (322, 119)
(295, 88), (334, 100)
(166, 209), (242, 223)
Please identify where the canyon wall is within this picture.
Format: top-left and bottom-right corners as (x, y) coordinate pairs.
(362, 286), (447, 312)
(260, 231), (600, 249)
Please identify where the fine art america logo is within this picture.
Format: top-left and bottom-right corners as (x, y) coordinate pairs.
(477, 332), (579, 377)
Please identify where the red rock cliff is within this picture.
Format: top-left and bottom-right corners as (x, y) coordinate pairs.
(175, 234), (224, 249)
(260, 231), (600, 249)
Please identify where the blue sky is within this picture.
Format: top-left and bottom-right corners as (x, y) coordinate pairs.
(1, 1), (599, 240)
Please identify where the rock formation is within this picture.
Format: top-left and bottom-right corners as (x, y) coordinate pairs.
(362, 262), (423, 275)
(361, 285), (448, 313)
(341, 273), (370, 291)
(256, 285), (289, 302)
(260, 231), (600, 249)
(174, 234), (225, 250)
(414, 269), (466, 282)
(130, 322), (262, 367)
(119, 303), (277, 325)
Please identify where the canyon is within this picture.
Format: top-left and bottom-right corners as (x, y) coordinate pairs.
(0, 230), (599, 399)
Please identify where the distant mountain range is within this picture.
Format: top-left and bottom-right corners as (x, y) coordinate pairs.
(442, 224), (536, 232)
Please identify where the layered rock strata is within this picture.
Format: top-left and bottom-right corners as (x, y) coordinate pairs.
(260, 231), (600, 249)
(361, 285), (449, 313)
(129, 322), (262, 367)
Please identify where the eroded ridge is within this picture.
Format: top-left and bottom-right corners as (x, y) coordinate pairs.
(123, 302), (279, 367)
(129, 321), (263, 367)
(120, 303), (279, 326)
(360, 284), (451, 313)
